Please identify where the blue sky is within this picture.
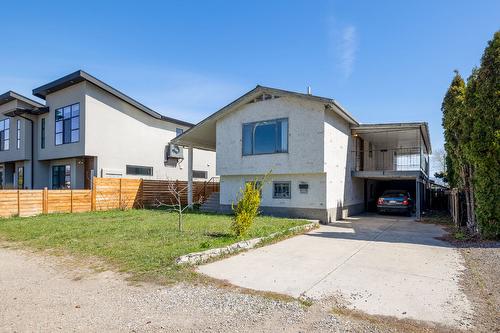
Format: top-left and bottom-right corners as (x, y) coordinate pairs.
(1, 1), (499, 160)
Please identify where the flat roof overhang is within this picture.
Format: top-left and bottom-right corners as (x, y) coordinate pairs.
(0, 91), (44, 108)
(352, 170), (428, 180)
(352, 122), (432, 154)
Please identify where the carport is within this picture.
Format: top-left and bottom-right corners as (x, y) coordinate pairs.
(350, 123), (431, 220)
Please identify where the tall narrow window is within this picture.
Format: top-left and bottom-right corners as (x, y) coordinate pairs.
(0, 118), (10, 151)
(17, 167), (24, 189)
(55, 103), (79, 145)
(242, 118), (288, 155)
(16, 120), (21, 149)
(52, 165), (71, 189)
(41, 118), (46, 149)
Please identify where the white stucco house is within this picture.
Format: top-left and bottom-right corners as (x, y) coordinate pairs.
(0, 71), (216, 189)
(174, 86), (431, 222)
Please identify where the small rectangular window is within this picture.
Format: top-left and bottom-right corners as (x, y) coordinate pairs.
(55, 103), (79, 145)
(192, 170), (208, 179)
(126, 165), (153, 176)
(176, 128), (184, 137)
(0, 118), (10, 151)
(41, 118), (46, 149)
(16, 120), (21, 149)
(273, 181), (291, 199)
(17, 167), (24, 189)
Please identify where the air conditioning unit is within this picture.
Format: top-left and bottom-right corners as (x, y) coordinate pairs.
(166, 143), (184, 160)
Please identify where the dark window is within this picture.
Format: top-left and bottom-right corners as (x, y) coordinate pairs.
(17, 167), (24, 189)
(55, 103), (79, 145)
(0, 118), (10, 151)
(368, 142), (373, 158)
(52, 165), (71, 189)
(16, 120), (21, 149)
(126, 165), (153, 176)
(242, 118), (288, 155)
(176, 128), (184, 137)
(192, 170), (208, 179)
(273, 181), (291, 199)
(41, 118), (46, 149)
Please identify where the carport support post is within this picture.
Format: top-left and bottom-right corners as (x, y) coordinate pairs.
(415, 178), (421, 221)
(187, 146), (193, 207)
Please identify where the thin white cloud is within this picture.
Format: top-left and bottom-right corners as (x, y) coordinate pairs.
(328, 20), (358, 79)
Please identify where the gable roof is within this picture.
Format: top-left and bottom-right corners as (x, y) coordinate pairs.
(32, 70), (193, 127)
(172, 85), (359, 150)
(0, 91), (44, 108)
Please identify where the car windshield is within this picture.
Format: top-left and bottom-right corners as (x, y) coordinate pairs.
(382, 191), (406, 197)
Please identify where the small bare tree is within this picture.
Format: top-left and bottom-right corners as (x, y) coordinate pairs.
(154, 181), (199, 232)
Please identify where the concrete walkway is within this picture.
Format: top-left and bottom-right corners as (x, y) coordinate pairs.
(198, 214), (473, 327)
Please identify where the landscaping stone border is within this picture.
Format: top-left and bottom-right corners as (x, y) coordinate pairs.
(176, 222), (318, 265)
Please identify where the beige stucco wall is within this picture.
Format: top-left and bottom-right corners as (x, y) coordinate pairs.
(216, 96), (325, 176)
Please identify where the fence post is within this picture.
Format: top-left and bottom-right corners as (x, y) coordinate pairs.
(70, 190), (73, 213)
(17, 190), (20, 216)
(91, 177), (97, 211)
(119, 178), (122, 209)
(43, 187), (48, 214)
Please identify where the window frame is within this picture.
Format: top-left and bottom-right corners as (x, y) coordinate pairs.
(52, 165), (71, 189)
(16, 119), (21, 150)
(41, 118), (46, 149)
(192, 170), (208, 179)
(55, 103), (80, 146)
(273, 181), (291, 199)
(242, 118), (289, 156)
(126, 165), (153, 176)
(0, 118), (10, 151)
(176, 128), (184, 137)
(17, 166), (24, 189)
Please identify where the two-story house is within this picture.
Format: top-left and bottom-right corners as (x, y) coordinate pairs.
(174, 86), (431, 221)
(0, 71), (216, 189)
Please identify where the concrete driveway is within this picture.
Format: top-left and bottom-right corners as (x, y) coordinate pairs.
(198, 214), (472, 327)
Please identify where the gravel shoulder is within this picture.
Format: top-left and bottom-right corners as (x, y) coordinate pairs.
(0, 245), (456, 333)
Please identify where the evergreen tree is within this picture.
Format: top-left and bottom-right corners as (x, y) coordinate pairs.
(469, 31), (500, 238)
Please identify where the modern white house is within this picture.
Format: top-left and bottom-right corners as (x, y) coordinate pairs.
(174, 86), (431, 221)
(0, 71), (216, 189)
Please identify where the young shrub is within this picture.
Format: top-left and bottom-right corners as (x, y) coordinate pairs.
(231, 181), (262, 237)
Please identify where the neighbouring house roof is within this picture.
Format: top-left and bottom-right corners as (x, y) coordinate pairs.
(351, 122), (432, 154)
(0, 91), (48, 117)
(173, 85), (359, 150)
(0, 91), (44, 108)
(32, 70), (194, 127)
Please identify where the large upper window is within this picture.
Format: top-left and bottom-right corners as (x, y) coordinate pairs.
(242, 118), (288, 155)
(0, 118), (10, 151)
(126, 165), (153, 176)
(55, 103), (80, 145)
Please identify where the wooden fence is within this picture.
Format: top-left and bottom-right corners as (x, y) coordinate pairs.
(0, 177), (219, 218)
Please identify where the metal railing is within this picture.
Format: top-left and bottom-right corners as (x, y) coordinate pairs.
(352, 147), (428, 174)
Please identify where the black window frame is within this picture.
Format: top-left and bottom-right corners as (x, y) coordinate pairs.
(16, 119), (21, 150)
(242, 118), (288, 156)
(126, 165), (153, 176)
(17, 166), (24, 189)
(273, 181), (291, 199)
(0, 118), (10, 151)
(55, 103), (80, 146)
(52, 165), (71, 189)
(41, 118), (46, 149)
(192, 170), (208, 179)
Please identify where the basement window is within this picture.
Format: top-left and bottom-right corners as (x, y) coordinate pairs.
(273, 181), (291, 199)
(126, 165), (153, 176)
(192, 170), (208, 179)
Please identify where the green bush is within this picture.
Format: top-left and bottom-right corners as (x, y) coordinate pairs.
(231, 181), (262, 237)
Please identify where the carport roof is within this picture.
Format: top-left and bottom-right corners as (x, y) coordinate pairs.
(352, 122), (432, 154)
(172, 85), (359, 150)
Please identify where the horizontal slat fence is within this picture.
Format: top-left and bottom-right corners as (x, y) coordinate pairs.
(0, 177), (219, 218)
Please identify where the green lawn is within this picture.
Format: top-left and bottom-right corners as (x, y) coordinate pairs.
(0, 209), (308, 283)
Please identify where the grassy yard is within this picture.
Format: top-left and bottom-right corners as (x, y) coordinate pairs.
(0, 209), (308, 283)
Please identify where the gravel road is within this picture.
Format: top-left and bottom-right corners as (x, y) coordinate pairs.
(1, 244), (496, 333)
